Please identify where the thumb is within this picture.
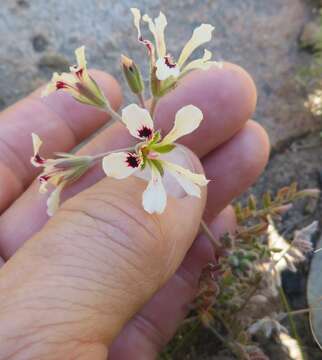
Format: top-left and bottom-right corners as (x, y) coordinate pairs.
(0, 146), (206, 359)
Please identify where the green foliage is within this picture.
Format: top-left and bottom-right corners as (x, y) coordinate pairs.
(162, 184), (319, 359)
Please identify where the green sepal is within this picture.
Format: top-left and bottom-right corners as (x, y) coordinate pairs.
(149, 130), (161, 145)
(150, 65), (177, 98)
(122, 56), (144, 94)
(150, 143), (176, 153)
(150, 159), (164, 176)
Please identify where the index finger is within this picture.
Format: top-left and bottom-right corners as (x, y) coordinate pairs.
(0, 70), (122, 212)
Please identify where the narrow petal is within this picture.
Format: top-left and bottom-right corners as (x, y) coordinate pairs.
(102, 152), (140, 179)
(42, 72), (79, 98)
(122, 104), (154, 140)
(163, 161), (209, 198)
(143, 12), (167, 58)
(31, 133), (45, 167)
(47, 182), (65, 217)
(32, 133), (42, 156)
(131, 8), (142, 39)
(74, 46), (87, 71)
(142, 166), (167, 214)
(178, 24), (215, 68)
(161, 105), (203, 145)
(155, 57), (180, 81)
(131, 8), (155, 59)
(181, 49), (221, 75)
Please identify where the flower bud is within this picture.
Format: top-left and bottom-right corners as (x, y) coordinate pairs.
(121, 55), (144, 94)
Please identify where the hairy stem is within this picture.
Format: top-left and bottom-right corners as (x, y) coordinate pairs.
(200, 219), (222, 251)
(137, 93), (146, 109)
(150, 97), (159, 117)
(278, 286), (306, 360)
(91, 147), (136, 161)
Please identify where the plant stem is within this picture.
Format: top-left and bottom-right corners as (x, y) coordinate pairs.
(91, 147), (136, 161)
(208, 325), (249, 360)
(137, 93), (146, 108)
(103, 105), (123, 123)
(200, 219), (222, 250)
(169, 320), (201, 358)
(150, 97), (158, 117)
(278, 286), (306, 360)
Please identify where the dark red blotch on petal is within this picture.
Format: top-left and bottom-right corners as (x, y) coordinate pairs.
(56, 81), (67, 90)
(126, 153), (140, 168)
(138, 126), (153, 139)
(164, 55), (177, 69)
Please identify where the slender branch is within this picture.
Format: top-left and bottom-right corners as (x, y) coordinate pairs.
(278, 286), (306, 360)
(150, 97), (158, 117)
(169, 320), (201, 357)
(208, 325), (249, 360)
(137, 93), (146, 109)
(103, 105), (123, 123)
(200, 219), (222, 250)
(91, 147), (136, 161)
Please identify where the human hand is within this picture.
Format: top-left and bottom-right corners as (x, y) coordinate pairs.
(0, 64), (269, 359)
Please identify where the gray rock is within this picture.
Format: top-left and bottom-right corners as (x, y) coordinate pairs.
(0, 0), (318, 148)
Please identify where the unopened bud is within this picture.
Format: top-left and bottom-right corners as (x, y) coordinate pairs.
(121, 55), (144, 94)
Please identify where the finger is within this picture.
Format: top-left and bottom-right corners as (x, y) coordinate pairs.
(203, 120), (270, 221)
(0, 70), (122, 212)
(0, 150), (206, 359)
(0, 63), (257, 258)
(109, 206), (236, 359)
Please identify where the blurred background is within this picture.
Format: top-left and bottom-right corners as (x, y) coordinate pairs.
(0, 0), (321, 359)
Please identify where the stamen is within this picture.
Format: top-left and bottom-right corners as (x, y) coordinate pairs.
(138, 126), (153, 139)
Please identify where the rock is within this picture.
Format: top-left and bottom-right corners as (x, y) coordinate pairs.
(0, 0), (318, 148)
(299, 20), (321, 49)
(32, 34), (49, 52)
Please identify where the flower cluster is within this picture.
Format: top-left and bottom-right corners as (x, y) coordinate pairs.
(31, 8), (218, 216)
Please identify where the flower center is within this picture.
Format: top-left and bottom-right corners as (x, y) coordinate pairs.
(164, 55), (177, 69)
(138, 126), (153, 139)
(126, 153), (140, 168)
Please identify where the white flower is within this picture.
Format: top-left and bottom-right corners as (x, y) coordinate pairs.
(42, 46), (108, 109)
(131, 8), (221, 82)
(31, 133), (93, 216)
(102, 104), (209, 214)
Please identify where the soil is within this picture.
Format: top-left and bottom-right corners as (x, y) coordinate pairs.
(0, 0), (321, 359)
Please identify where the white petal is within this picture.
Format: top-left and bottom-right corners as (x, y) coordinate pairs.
(181, 49), (220, 74)
(131, 8), (142, 40)
(163, 161), (209, 197)
(142, 167), (167, 214)
(102, 152), (140, 179)
(178, 24), (215, 68)
(31, 133), (42, 156)
(155, 57), (180, 81)
(143, 12), (167, 58)
(47, 183), (65, 217)
(122, 104), (154, 140)
(161, 105), (203, 144)
(72, 46), (87, 72)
